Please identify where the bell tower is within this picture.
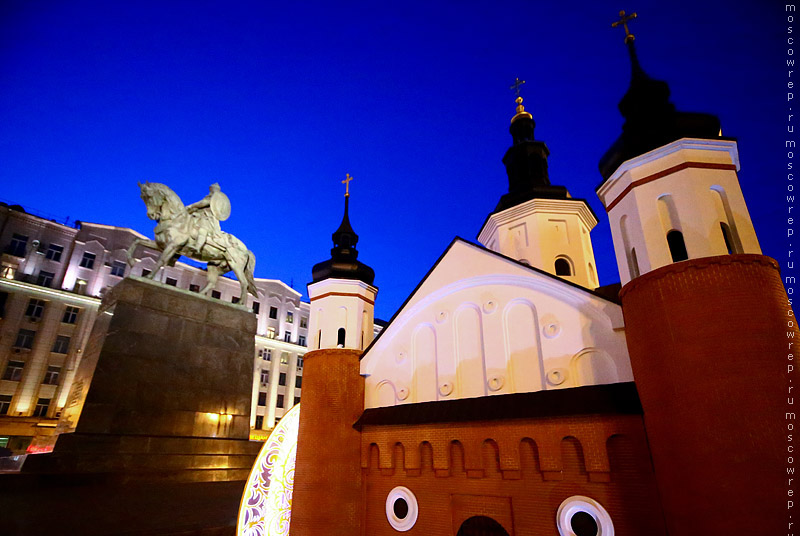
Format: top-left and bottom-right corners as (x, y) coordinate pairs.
(477, 79), (600, 288)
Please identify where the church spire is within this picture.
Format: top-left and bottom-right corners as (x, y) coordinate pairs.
(311, 174), (375, 285)
(598, 9), (721, 181)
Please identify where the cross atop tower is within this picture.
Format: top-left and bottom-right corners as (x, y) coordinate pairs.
(612, 10), (638, 43)
(342, 173), (353, 197)
(510, 78), (526, 99)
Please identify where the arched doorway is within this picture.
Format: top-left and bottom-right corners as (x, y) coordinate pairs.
(457, 515), (509, 536)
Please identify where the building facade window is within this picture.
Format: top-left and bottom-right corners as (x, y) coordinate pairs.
(295, 376), (302, 388)
(33, 398), (50, 417)
(263, 348), (272, 361)
(7, 234), (28, 257)
(45, 243), (64, 262)
(0, 291), (8, 318)
(51, 335), (70, 354)
(36, 270), (55, 287)
(141, 268), (151, 277)
(211, 290), (221, 299)
(284, 331), (291, 342)
(267, 327), (276, 339)
(276, 394), (284, 408)
(189, 284), (200, 292)
(25, 299), (45, 321)
(296, 357), (303, 369)
(79, 252), (96, 269)
(3, 360), (24, 381)
(260, 369), (269, 384)
(43, 365), (61, 385)
(110, 260), (126, 277)
(14, 329), (35, 349)
(231, 296), (240, 304)
(269, 306), (278, 319)
(286, 311), (293, 323)
(280, 352), (289, 365)
(337, 328), (346, 347)
(554, 257), (573, 276)
(294, 396), (301, 406)
(255, 415), (264, 429)
(279, 373), (286, 386)
(667, 230), (689, 262)
(165, 277), (177, 287)
(298, 335), (306, 347)
(300, 316), (308, 328)
(252, 301), (260, 314)
(62, 306), (80, 324)
(258, 392), (267, 406)
(0, 395), (11, 415)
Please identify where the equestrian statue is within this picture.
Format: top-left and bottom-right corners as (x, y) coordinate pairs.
(127, 182), (259, 300)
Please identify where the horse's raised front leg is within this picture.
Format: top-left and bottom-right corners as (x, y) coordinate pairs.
(150, 242), (181, 279)
(126, 238), (159, 268)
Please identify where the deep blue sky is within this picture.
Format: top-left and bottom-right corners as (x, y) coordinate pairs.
(0, 1), (788, 320)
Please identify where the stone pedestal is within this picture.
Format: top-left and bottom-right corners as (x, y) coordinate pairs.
(1, 277), (261, 535)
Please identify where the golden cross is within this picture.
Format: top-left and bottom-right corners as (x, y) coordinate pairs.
(611, 10), (637, 43)
(510, 77), (526, 99)
(342, 173), (353, 197)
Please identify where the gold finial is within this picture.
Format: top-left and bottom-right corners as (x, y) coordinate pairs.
(509, 78), (532, 123)
(342, 173), (353, 197)
(612, 10), (638, 43)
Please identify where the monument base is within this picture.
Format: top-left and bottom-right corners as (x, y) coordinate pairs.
(0, 277), (261, 534)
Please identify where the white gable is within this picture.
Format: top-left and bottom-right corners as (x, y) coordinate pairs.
(360, 239), (632, 408)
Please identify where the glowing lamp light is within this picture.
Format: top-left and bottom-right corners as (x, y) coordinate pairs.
(237, 403), (300, 536)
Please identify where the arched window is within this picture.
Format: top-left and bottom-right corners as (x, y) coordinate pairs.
(630, 248), (640, 278)
(554, 257), (572, 276)
(720, 222), (734, 254)
(667, 230), (689, 262)
(337, 328), (346, 347)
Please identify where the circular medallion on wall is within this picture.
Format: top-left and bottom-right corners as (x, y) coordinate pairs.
(397, 386), (409, 400)
(547, 368), (568, 386)
(436, 310), (448, 324)
(439, 382), (453, 396)
(386, 486), (418, 532)
(482, 300), (497, 314)
(556, 495), (614, 536)
(487, 375), (504, 391)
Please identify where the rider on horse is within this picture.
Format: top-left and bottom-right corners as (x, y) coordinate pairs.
(186, 183), (230, 255)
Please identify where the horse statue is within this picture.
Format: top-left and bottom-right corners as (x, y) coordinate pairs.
(126, 182), (259, 300)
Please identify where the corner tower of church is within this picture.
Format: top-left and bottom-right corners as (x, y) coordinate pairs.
(477, 80), (600, 289)
(307, 174), (378, 351)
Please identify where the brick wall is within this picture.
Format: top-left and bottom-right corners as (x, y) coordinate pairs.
(620, 254), (793, 535)
(360, 414), (665, 535)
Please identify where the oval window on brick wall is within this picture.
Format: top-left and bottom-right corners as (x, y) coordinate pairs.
(385, 486), (418, 531)
(556, 495), (613, 536)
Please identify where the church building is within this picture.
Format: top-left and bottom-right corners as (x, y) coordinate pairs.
(241, 13), (790, 536)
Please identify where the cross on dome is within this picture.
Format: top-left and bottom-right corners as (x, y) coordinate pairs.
(342, 173), (353, 197)
(612, 10), (638, 43)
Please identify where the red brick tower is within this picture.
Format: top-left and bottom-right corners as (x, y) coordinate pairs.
(290, 348), (365, 536)
(597, 14), (794, 534)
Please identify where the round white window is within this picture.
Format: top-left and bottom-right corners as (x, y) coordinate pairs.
(556, 495), (614, 536)
(385, 486), (418, 531)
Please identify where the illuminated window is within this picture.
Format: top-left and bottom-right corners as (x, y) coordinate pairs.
(3, 360), (24, 381)
(79, 252), (96, 269)
(14, 329), (35, 349)
(257, 392), (267, 406)
(298, 335), (306, 347)
(45, 243), (63, 262)
(300, 316), (308, 328)
(667, 230), (689, 262)
(0, 265), (14, 280)
(286, 311), (293, 323)
(0, 395), (11, 415)
(252, 301), (260, 314)
(51, 335), (70, 354)
(25, 299), (45, 321)
(43, 366), (61, 385)
(7, 234), (28, 257)
(276, 394), (284, 408)
(62, 306), (80, 324)
(267, 327), (276, 339)
(279, 373), (286, 386)
(33, 398), (50, 417)
(295, 376), (302, 388)
(73, 278), (87, 294)
(110, 260), (126, 277)
(211, 290), (221, 299)
(269, 306), (278, 319)
(165, 277), (177, 287)
(260, 369), (269, 384)
(36, 270), (55, 287)
(280, 352), (288, 365)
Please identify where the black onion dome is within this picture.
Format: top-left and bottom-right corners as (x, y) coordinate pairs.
(311, 195), (375, 285)
(598, 38), (721, 182)
(493, 96), (569, 214)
